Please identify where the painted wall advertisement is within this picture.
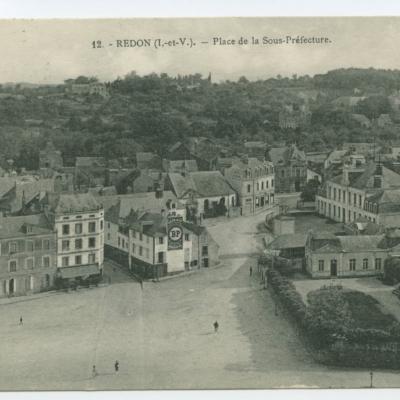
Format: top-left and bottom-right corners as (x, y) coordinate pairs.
(167, 215), (183, 250)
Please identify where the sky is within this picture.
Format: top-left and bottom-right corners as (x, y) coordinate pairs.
(0, 17), (400, 84)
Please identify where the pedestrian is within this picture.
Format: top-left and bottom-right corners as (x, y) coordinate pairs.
(114, 360), (119, 373)
(92, 365), (97, 378)
(19, 316), (23, 325)
(213, 320), (219, 333)
(249, 266), (253, 276)
(140, 279), (143, 291)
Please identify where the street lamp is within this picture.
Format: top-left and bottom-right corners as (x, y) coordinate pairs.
(370, 371), (374, 388)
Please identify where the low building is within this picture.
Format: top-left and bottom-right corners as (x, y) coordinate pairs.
(267, 233), (307, 259)
(224, 157), (275, 216)
(43, 192), (104, 281)
(166, 171), (236, 221)
(305, 232), (388, 278)
(0, 214), (57, 297)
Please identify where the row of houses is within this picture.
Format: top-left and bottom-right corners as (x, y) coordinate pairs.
(0, 192), (104, 298)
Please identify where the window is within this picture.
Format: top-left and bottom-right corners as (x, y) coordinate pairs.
(62, 257), (69, 267)
(118, 237), (121, 247)
(88, 254), (96, 264)
(146, 249), (149, 259)
(247, 184), (251, 193)
(139, 233), (143, 241)
(318, 260), (324, 272)
(107, 233), (110, 241)
(359, 195), (362, 207)
(88, 238), (96, 248)
(27, 241), (34, 252)
(43, 239), (50, 250)
(375, 258), (382, 270)
(139, 246), (143, 256)
(9, 242), (17, 254)
(62, 224), (70, 235)
(202, 246), (208, 256)
(349, 259), (356, 271)
(43, 256), (50, 268)
(363, 258), (369, 270)
(9, 260), (17, 272)
(343, 191), (346, 203)
(75, 239), (83, 250)
(159, 237), (164, 244)
(158, 252), (164, 263)
(132, 243), (135, 253)
(185, 234), (190, 241)
(261, 182), (264, 190)
(62, 240), (70, 251)
(26, 258), (34, 270)
(354, 193), (357, 205)
(271, 179), (274, 187)
(100, 220), (103, 230)
(88, 222), (96, 233)
(75, 255), (82, 265)
(75, 223), (82, 234)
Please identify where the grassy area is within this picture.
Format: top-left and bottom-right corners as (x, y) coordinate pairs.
(341, 290), (397, 330)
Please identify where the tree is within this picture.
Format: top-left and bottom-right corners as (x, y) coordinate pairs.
(300, 178), (320, 202)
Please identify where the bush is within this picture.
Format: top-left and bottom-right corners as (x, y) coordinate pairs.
(383, 257), (400, 285)
(267, 269), (307, 323)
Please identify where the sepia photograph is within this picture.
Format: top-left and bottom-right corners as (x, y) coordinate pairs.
(1, 15), (400, 392)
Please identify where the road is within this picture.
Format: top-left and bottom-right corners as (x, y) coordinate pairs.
(0, 211), (399, 390)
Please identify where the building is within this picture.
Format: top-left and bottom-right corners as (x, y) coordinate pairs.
(75, 157), (107, 188)
(43, 192), (104, 281)
(166, 171), (236, 221)
(39, 141), (63, 170)
(267, 144), (307, 193)
(65, 82), (109, 98)
(127, 212), (219, 279)
(278, 104), (311, 129)
(224, 157), (275, 216)
(305, 232), (388, 278)
(162, 159), (198, 174)
(135, 152), (162, 170)
(243, 141), (268, 160)
(316, 162), (400, 226)
(0, 214), (57, 297)
(102, 191), (186, 255)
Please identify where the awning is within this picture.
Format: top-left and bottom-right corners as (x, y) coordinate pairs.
(59, 264), (100, 279)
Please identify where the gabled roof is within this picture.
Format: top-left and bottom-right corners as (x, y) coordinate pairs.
(337, 235), (385, 252)
(0, 214), (53, 238)
(101, 191), (183, 223)
(168, 160), (198, 173)
(168, 171), (235, 198)
(47, 192), (101, 214)
(268, 145), (306, 166)
(267, 233), (307, 250)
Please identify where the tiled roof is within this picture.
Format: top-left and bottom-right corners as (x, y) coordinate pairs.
(48, 193), (101, 214)
(338, 235), (384, 252)
(0, 214), (52, 238)
(168, 160), (198, 173)
(268, 145), (306, 165)
(267, 233), (307, 250)
(101, 191), (183, 222)
(168, 171), (235, 198)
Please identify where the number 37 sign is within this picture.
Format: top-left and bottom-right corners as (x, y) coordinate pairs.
(167, 216), (184, 250)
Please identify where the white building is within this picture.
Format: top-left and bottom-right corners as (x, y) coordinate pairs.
(44, 192), (104, 279)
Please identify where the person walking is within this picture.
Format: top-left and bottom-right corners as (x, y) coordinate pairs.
(19, 316), (23, 325)
(92, 365), (97, 378)
(249, 266), (253, 276)
(114, 360), (119, 373)
(140, 279), (143, 291)
(213, 320), (219, 333)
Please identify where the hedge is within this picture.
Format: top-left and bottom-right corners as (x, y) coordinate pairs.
(265, 267), (400, 369)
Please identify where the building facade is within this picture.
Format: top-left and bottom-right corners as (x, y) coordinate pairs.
(268, 145), (307, 193)
(316, 162), (400, 226)
(305, 232), (388, 279)
(224, 157), (275, 216)
(44, 193), (104, 280)
(0, 214), (57, 298)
